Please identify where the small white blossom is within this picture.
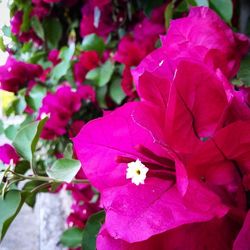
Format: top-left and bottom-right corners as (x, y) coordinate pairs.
(126, 159), (149, 186)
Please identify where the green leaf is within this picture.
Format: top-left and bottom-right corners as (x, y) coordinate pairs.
(81, 34), (105, 55)
(59, 45), (75, 61)
(31, 16), (44, 40)
(235, 55), (250, 87)
(186, 0), (209, 6)
(50, 44), (75, 82)
(86, 68), (100, 83)
(209, 0), (233, 23)
(164, 2), (174, 29)
(63, 143), (73, 159)
(15, 161), (30, 175)
(110, 78), (126, 105)
(82, 211), (105, 250)
(27, 85), (47, 111)
(86, 60), (114, 87)
(60, 227), (82, 248)
(46, 159), (81, 183)
(0, 190), (23, 240)
(13, 117), (48, 163)
(12, 96), (26, 115)
(43, 17), (62, 49)
(21, 42), (33, 53)
(195, 0), (209, 6)
(96, 85), (108, 109)
(4, 125), (19, 140)
(22, 181), (45, 207)
(28, 51), (46, 64)
(2, 25), (11, 37)
(99, 60), (114, 86)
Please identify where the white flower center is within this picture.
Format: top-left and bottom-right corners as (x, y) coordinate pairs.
(126, 159), (149, 186)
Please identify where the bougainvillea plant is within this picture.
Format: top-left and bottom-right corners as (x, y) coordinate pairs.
(0, 0), (250, 249)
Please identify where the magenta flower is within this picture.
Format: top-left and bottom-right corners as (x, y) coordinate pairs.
(38, 85), (82, 139)
(31, 2), (50, 18)
(114, 35), (147, 67)
(73, 51), (99, 85)
(0, 144), (19, 165)
(161, 7), (250, 78)
(80, 0), (114, 38)
(74, 59), (250, 248)
(77, 84), (96, 103)
(48, 49), (61, 66)
(133, 18), (165, 50)
(73, 100), (229, 243)
(10, 11), (43, 44)
(74, 6), (250, 249)
(39, 84), (95, 140)
(10, 11), (22, 35)
(120, 66), (137, 99)
(0, 56), (42, 93)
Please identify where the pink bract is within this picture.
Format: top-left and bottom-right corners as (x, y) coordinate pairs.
(73, 6), (250, 249)
(0, 144), (19, 164)
(161, 7), (250, 78)
(0, 56), (43, 93)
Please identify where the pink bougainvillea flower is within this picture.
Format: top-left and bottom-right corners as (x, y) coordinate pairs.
(133, 18), (164, 51)
(39, 84), (96, 139)
(68, 120), (85, 138)
(74, 6), (250, 248)
(31, 2), (50, 18)
(0, 144), (19, 164)
(10, 11), (22, 35)
(120, 66), (137, 99)
(48, 49), (61, 66)
(0, 56), (42, 92)
(73, 51), (99, 84)
(74, 60), (250, 247)
(114, 9), (165, 99)
(114, 35), (147, 67)
(10, 11), (43, 44)
(133, 59), (234, 153)
(38, 85), (82, 139)
(80, 0), (114, 38)
(77, 84), (96, 103)
(161, 7), (250, 78)
(74, 101), (229, 243)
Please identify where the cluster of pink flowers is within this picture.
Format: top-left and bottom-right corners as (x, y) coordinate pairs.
(114, 5), (166, 99)
(74, 7), (250, 249)
(10, 10), (43, 45)
(38, 84), (95, 140)
(0, 56), (42, 93)
(80, 0), (113, 38)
